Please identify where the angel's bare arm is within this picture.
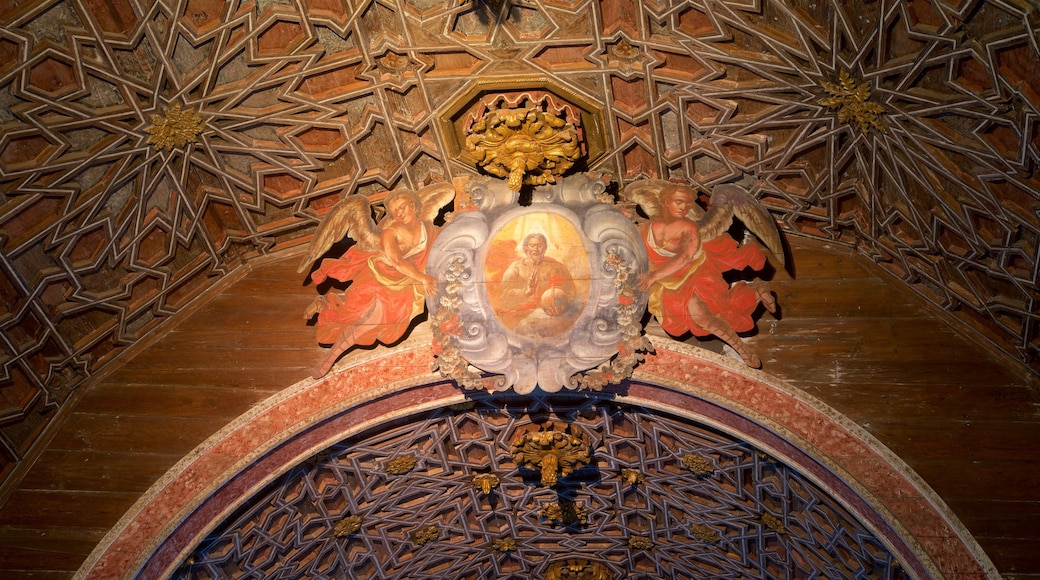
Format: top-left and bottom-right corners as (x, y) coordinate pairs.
(380, 225), (438, 297)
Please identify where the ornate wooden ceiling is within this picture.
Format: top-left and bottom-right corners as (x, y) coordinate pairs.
(184, 394), (913, 579)
(0, 0), (1038, 483)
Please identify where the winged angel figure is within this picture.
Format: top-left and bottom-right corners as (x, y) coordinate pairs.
(298, 182), (457, 378)
(627, 180), (784, 368)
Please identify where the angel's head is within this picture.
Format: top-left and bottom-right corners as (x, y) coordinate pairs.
(658, 184), (697, 219)
(385, 190), (421, 224)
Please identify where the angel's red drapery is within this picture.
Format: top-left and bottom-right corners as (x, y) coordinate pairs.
(645, 234), (766, 337)
(310, 243), (428, 347)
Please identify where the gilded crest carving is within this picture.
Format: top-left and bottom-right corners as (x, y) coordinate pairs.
(540, 500), (589, 527)
(385, 455), (418, 475)
(492, 537), (517, 552)
(146, 102), (206, 150)
(471, 473), (501, 494)
(333, 515), (362, 537)
(466, 108), (581, 191)
(412, 525), (440, 545)
(820, 71), (887, 134)
(510, 422), (590, 486)
(545, 559), (610, 580)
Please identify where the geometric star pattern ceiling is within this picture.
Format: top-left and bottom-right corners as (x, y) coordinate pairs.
(0, 0), (1038, 483)
(183, 394), (912, 579)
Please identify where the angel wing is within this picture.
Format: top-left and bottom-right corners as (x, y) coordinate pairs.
(297, 195), (380, 274)
(624, 179), (707, 222)
(698, 184), (785, 267)
(414, 181), (457, 223)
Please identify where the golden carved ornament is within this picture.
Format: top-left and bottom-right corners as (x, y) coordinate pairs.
(611, 38), (640, 59)
(412, 525), (440, 545)
(385, 455), (417, 475)
(689, 523), (719, 543)
(540, 500), (588, 527)
(760, 512), (787, 535)
(492, 536), (517, 552)
(621, 468), (644, 485)
(510, 422), (591, 486)
(333, 515), (362, 537)
(471, 473), (501, 495)
(465, 108), (581, 191)
(628, 535), (654, 551)
(146, 102), (206, 150)
(681, 453), (714, 476)
(820, 71), (888, 134)
(545, 558), (610, 580)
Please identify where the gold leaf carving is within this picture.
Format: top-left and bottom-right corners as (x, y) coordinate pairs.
(820, 71), (887, 134)
(689, 523), (719, 543)
(760, 512), (787, 535)
(621, 468), (645, 485)
(492, 536), (517, 552)
(333, 515), (362, 537)
(628, 535), (655, 550)
(510, 422), (591, 486)
(146, 102), (206, 150)
(465, 108), (581, 191)
(611, 38), (640, 59)
(545, 558), (610, 580)
(412, 525), (440, 545)
(471, 473), (500, 495)
(681, 453), (714, 475)
(540, 500), (588, 526)
(385, 455), (417, 475)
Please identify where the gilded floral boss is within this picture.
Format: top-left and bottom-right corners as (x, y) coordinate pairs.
(466, 108), (581, 191)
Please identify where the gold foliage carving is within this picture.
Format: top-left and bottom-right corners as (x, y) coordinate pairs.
(540, 500), (588, 527)
(545, 558), (610, 580)
(820, 71), (887, 134)
(386, 455), (417, 474)
(465, 108), (581, 191)
(510, 422), (591, 486)
(760, 512), (787, 535)
(611, 38), (640, 59)
(621, 468), (644, 485)
(471, 473), (501, 495)
(412, 525), (440, 545)
(628, 535), (654, 550)
(146, 102), (206, 150)
(333, 515), (362, 537)
(689, 523), (719, 543)
(492, 536), (517, 552)
(681, 453), (714, 475)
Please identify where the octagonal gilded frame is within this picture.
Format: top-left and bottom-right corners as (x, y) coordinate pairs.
(436, 77), (608, 172)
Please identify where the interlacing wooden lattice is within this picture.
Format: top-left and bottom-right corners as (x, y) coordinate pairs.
(0, 0), (1038, 482)
(184, 395), (910, 579)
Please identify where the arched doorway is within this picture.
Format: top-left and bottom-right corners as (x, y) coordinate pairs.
(79, 340), (995, 578)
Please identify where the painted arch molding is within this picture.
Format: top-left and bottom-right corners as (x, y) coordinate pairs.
(78, 333), (997, 579)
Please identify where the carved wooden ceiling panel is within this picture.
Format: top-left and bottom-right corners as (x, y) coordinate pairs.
(183, 394), (913, 579)
(0, 0), (1038, 481)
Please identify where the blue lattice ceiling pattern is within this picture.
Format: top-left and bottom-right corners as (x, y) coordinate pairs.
(184, 395), (910, 578)
(0, 0), (1038, 480)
